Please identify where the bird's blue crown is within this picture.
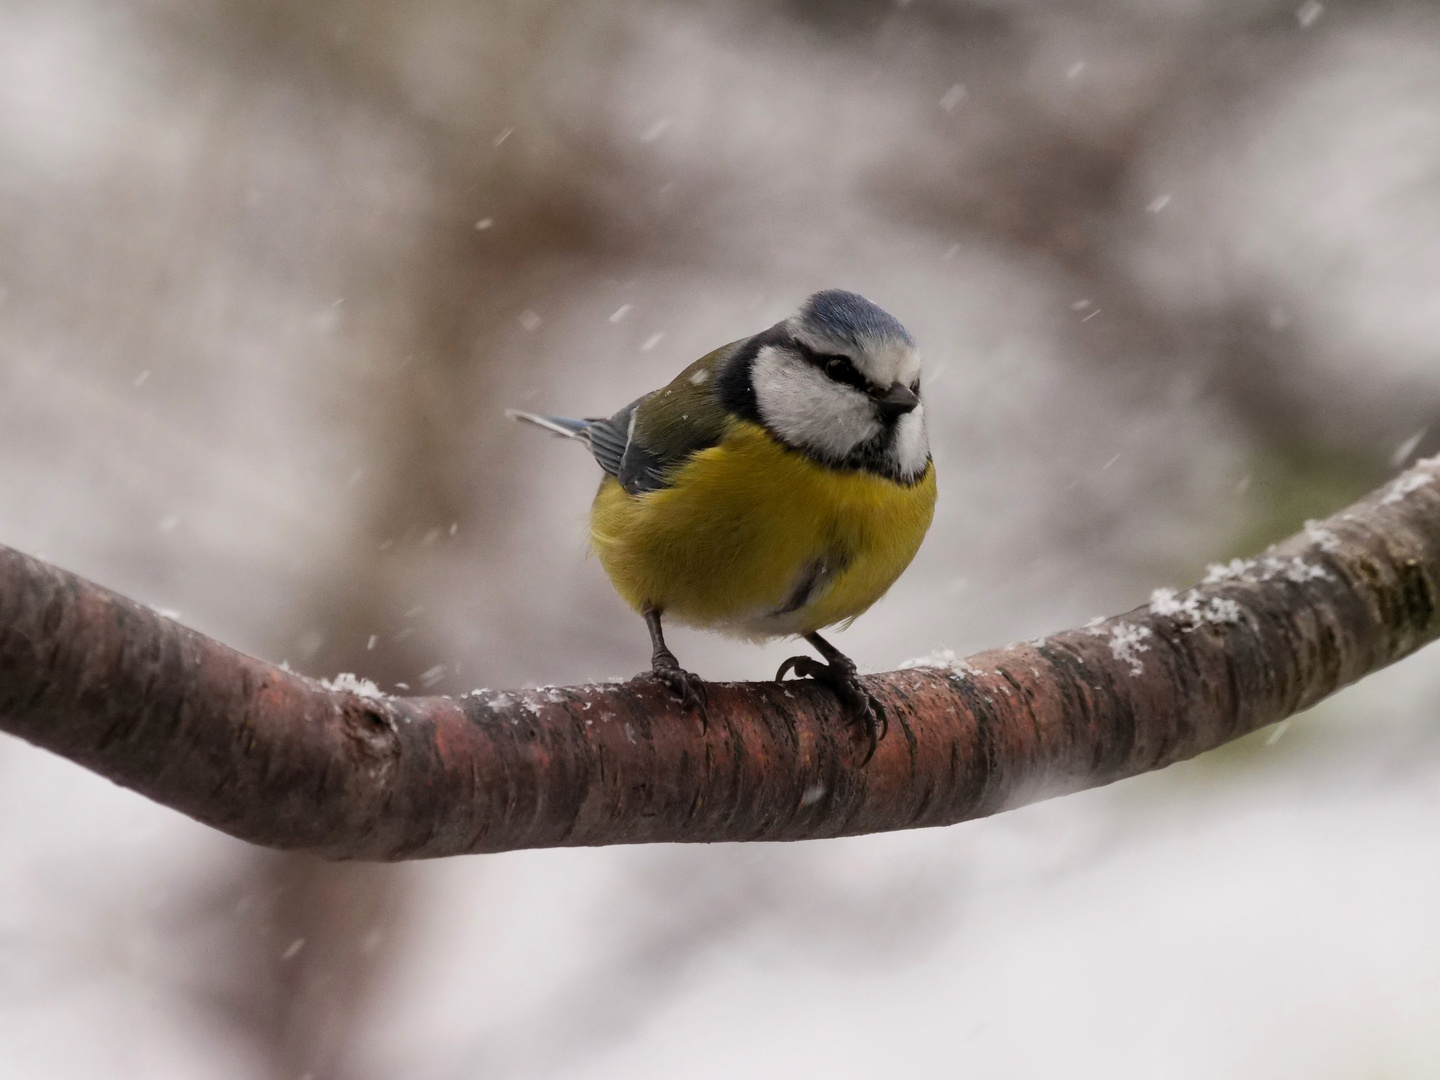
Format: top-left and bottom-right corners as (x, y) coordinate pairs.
(798, 289), (915, 348)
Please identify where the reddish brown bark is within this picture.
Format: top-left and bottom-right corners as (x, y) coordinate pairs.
(2, 460), (1439, 859)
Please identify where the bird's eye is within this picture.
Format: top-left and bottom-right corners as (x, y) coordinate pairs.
(817, 353), (867, 391)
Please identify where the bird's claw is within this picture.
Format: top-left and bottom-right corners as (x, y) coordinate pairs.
(775, 654), (888, 764)
(650, 653), (708, 724)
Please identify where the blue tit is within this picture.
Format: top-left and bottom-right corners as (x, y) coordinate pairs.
(509, 289), (936, 759)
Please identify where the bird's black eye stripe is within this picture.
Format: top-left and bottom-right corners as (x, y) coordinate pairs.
(793, 341), (872, 392)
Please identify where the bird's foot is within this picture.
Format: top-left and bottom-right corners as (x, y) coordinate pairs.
(650, 649), (708, 722)
(775, 652), (887, 764)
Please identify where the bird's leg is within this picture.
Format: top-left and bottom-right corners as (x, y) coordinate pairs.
(776, 631), (888, 764)
(642, 605), (707, 718)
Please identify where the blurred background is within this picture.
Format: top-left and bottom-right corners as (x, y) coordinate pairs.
(3, 0), (1440, 1075)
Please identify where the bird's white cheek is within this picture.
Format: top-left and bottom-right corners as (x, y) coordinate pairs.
(752, 349), (879, 458)
(890, 406), (930, 477)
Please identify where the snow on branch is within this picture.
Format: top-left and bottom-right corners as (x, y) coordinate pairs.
(2, 458), (1439, 859)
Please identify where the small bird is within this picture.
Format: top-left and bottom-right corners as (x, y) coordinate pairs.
(508, 289), (936, 760)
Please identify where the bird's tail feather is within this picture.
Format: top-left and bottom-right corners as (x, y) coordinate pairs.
(505, 409), (592, 440)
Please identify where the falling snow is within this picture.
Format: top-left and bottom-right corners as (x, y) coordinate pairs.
(1391, 428), (1427, 467)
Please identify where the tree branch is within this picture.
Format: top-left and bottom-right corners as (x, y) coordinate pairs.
(3, 459), (1439, 859)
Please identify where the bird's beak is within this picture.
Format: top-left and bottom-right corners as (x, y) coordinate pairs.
(876, 382), (920, 419)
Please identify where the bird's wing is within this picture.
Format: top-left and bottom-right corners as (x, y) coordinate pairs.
(583, 400), (638, 478)
(509, 340), (744, 493)
(617, 341), (741, 495)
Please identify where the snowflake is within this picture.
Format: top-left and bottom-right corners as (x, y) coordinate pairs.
(1108, 622), (1152, 676)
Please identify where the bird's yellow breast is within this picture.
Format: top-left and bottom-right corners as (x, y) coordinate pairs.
(589, 419), (936, 639)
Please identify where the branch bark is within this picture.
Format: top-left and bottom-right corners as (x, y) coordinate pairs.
(3, 459), (1439, 859)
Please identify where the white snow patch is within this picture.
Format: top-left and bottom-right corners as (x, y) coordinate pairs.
(1205, 598), (1244, 624)
(1204, 558), (1252, 584)
(1380, 472), (1431, 505)
(322, 672), (386, 700)
(1304, 519), (1343, 553)
(1108, 623), (1152, 676)
(1150, 587), (1243, 626)
(1148, 587), (1186, 617)
(1274, 557), (1330, 583)
(898, 647), (980, 678)
(1204, 555), (1331, 585)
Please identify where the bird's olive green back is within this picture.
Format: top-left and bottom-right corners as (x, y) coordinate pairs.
(613, 341), (742, 494)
